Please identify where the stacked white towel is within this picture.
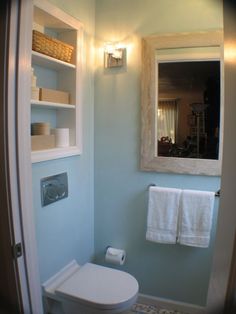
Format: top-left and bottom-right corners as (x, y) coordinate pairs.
(178, 189), (215, 248)
(146, 186), (182, 244)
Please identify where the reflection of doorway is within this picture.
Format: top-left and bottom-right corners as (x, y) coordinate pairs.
(204, 73), (221, 159)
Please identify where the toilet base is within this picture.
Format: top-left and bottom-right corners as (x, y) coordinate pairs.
(43, 296), (64, 314)
(44, 295), (137, 314)
(61, 294), (137, 314)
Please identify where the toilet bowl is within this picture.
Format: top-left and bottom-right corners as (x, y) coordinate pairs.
(42, 260), (139, 314)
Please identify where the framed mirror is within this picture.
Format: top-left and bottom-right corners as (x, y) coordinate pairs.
(141, 31), (223, 175)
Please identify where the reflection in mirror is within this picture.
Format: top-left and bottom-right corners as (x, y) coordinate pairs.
(141, 31), (223, 175)
(157, 60), (220, 160)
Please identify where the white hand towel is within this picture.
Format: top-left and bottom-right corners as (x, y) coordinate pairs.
(178, 189), (215, 248)
(146, 186), (182, 244)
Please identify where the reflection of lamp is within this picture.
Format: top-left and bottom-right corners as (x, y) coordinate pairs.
(190, 102), (208, 114)
(104, 43), (126, 68)
(190, 102), (209, 158)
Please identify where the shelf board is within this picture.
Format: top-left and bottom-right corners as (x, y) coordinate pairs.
(32, 50), (76, 70)
(31, 146), (81, 163)
(31, 99), (75, 109)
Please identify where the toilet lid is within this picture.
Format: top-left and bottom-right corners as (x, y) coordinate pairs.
(55, 263), (139, 310)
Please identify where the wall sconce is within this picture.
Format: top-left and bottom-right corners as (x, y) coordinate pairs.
(104, 43), (126, 68)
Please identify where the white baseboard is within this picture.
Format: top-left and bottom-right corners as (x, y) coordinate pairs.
(138, 293), (206, 314)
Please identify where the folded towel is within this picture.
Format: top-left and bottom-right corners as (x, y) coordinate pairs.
(146, 186), (182, 244)
(178, 189), (215, 248)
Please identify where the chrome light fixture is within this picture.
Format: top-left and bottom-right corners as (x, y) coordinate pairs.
(104, 43), (126, 68)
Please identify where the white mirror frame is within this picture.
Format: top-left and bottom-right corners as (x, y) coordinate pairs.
(141, 31), (224, 175)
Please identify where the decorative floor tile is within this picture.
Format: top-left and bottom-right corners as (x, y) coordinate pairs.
(127, 302), (189, 314)
(131, 302), (158, 313)
(131, 303), (159, 313)
(159, 310), (188, 314)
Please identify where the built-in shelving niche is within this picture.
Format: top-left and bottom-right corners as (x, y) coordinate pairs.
(31, 0), (83, 163)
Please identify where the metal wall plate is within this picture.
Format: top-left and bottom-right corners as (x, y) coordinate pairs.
(41, 172), (68, 207)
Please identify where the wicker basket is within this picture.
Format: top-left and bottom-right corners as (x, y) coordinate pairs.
(32, 30), (74, 63)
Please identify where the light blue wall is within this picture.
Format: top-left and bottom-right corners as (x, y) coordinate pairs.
(32, 0), (95, 283)
(94, 0), (223, 306)
(32, 0), (224, 306)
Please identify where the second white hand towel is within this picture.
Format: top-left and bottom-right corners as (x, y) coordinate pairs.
(178, 189), (215, 248)
(146, 186), (182, 244)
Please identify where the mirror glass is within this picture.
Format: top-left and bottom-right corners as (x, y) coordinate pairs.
(141, 32), (223, 175)
(157, 57), (220, 160)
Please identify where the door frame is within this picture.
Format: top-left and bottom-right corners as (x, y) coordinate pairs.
(0, 0), (25, 311)
(206, 1), (236, 313)
(1, 0), (43, 313)
(7, 1), (236, 313)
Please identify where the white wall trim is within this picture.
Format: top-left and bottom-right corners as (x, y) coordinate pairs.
(138, 293), (206, 314)
(17, 1), (43, 313)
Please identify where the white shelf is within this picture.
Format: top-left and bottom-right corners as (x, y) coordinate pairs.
(32, 50), (76, 71)
(31, 146), (81, 163)
(31, 99), (75, 109)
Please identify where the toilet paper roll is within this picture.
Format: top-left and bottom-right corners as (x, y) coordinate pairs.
(51, 128), (69, 147)
(105, 247), (126, 265)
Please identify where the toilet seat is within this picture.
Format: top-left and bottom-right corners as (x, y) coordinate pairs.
(55, 263), (139, 311)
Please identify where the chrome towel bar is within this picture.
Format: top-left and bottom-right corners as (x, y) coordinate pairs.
(148, 184), (220, 197)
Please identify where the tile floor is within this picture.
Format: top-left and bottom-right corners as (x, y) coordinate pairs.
(125, 303), (189, 314)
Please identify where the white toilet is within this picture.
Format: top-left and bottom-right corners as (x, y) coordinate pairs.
(42, 260), (139, 314)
